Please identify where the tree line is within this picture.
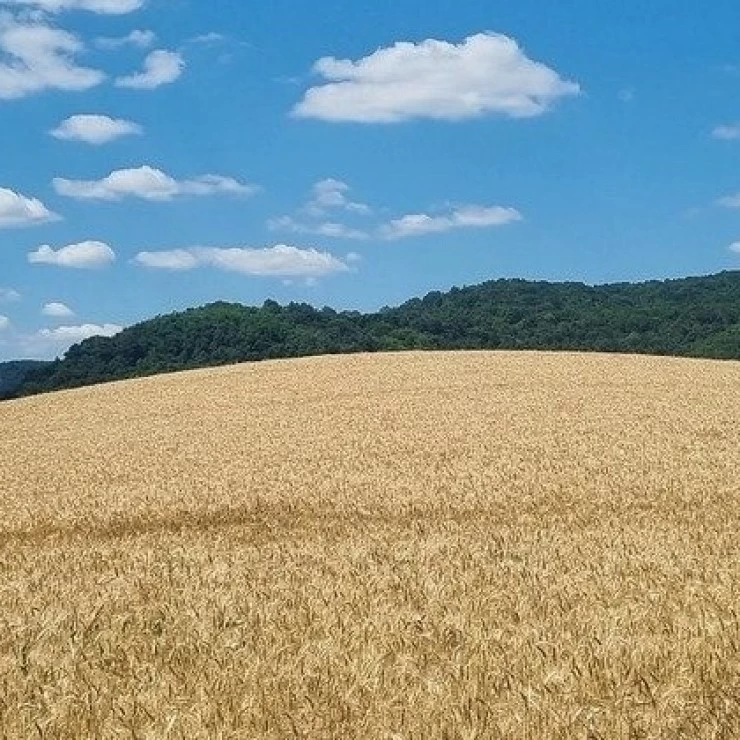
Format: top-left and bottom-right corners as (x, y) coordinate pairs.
(5, 270), (740, 399)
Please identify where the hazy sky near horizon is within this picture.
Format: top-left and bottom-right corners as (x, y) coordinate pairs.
(2, 0), (740, 360)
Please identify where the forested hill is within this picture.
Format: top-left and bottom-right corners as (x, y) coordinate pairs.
(0, 361), (49, 398)
(8, 270), (740, 399)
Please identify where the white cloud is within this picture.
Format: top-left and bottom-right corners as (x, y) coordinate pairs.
(5, 0), (144, 13)
(311, 222), (369, 239)
(270, 181), (522, 242)
(0, 187), (58, 227)
(304, 178), (371, 216)
(0, 315), (10, 331)
(268, 215), (370, 240)
(189, 32), (225, 45)
(54, 165), (256, 201)
(381, 205), (522, 239)
(135, 245), (350, 278)
(42, 301), (74, 317)
(717, 194), (740, 209)
(269, 179), (372, 240)
(713, 124), (740, 141)
(0, 14), (104, 99)
(294, 32), (580, 123)
(729, 242), (740, 254)
(115, 49), (184, 90)
(95, 29), (155, 50)
(453, 205), (523, 228)
(15, 321), (123, 358)
(0, 288), (21, 302)
(50, 114), (143, 145)
(133, 248), (198, 270)
(382, 214), (452, 238)
(36, 323), (123, 343)
(28, 240), (116, 269)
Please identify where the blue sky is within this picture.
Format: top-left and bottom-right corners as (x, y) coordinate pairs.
(2, 0), (740, 360)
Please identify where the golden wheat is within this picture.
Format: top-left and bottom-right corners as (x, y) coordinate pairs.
(0, 351), (738, 739)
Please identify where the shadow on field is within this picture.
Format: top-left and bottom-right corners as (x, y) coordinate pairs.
(0, 502), (484, 548)
(0, 504), (313, 548)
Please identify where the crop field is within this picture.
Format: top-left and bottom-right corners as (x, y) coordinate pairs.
(0, 351), (738, 739)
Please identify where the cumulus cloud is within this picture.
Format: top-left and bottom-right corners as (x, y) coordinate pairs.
(0, 14), (104, 99)
(95, 29), (155, 50)
(0, 187), (58, 227)
(50, 114), (143, 145)
(28, 240), (116, 268)
(53, 165), (256, 201)
(115, 49), (184, 90)
(729, 242), (740, 254)
(0, 288), (21, 302)
(294, 32), (580, 123)
(0, 315), (9, 331)
(42, 301), (75, 317)
(381, 205), (523, 239)
(135, 245), (350, 278)
(5, 0), (144, 13)
(713, 125), (740, 141)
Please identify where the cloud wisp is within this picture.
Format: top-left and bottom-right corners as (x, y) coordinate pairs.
(95, 29), (155, 50)
(270, 179), (522, 242)
(269, 179), (374, 239)
(303, 179), (372, 217)
(268, 216), (370, 241)
(0, 288), (21, 303)
(36, 323), (123, 344)
(717, 194), (740, 209)
(381, 205), (523, 239)
(713, 124), (740, 141)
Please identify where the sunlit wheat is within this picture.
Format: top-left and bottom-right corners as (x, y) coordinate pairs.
(0, 351), (738, 738)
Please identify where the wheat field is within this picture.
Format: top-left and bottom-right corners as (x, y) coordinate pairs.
(0, 351), (738, 739)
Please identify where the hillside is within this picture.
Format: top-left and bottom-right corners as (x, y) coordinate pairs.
(9, 270), (740, 399)
(0, 360), (49, 397)
(0, 351), (737, 737)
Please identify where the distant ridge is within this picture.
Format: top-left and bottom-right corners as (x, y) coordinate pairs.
(6, 270), (740, 400)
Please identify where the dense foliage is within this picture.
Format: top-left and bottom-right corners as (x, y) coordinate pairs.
(8, 270), (740, 399)
(0, 361), (49, 398)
